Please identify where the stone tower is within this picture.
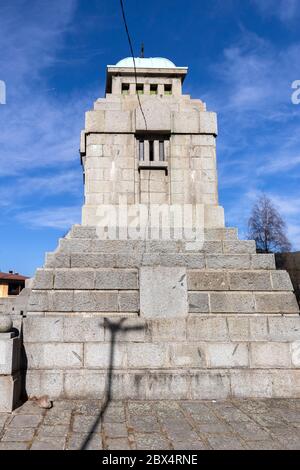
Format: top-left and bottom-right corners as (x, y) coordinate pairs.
(1, 57), (300, 409)
(80, 56), (224, 231)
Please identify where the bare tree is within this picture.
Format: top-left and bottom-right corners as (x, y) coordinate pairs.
(248, 194), (292, 253)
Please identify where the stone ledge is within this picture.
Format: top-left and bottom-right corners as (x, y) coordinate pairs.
(24, 368), (300, 399)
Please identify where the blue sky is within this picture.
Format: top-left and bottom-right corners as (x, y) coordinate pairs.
(0, 0), (299, 276)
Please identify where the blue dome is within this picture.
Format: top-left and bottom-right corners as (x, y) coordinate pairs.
(115, 57), (176, 68)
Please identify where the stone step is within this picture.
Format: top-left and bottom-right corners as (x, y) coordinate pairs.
(24, 367), (300, 400)
(32, 268), (139, 290)
(34, 267), (291, 292)
(56, 238), (256, 255)
(23, 314), (300, 343)
(27, 289), (139, 313)
(187, 270), (293, 291)
(188, 291), (299, 314)
(45, 252), (275, 270)
(23, 339), (300, 370)
(68, 225), (239, 241)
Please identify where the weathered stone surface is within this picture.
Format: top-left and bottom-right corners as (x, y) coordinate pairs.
(63, 317), (105, 342)
(118, 291), (139, 312)
(210, 292), (255, 313)
(271, 271), (293, 291)
(187, 271), (228, 290)
(0, 374), (21, 412)
(268, 317), (300, 342)
(54, 269), (95, 290)
(251, 254), (276, 270)
(140, 267), (188, 318)
(95, 269), (138, 290)
(223, 240), (256, 254)
(127, 343), (167, 368)
(255, 292), (299, 313)
(191, 371), (231, 399)
(0, 336), (20, 374)
(32, 269), (54, 289)
(23, 317), (63, 343)
(230, 370), (272, 398)
(206, 255), (250, 270)
(26, 343), (83, 369)
(25, 370), (64, 398)
(73, 291), (118, 312)
(227, 317), (250, 341)
(250, 343), (291, 368)
(187, 317), (229, 341)
(84, 343), (126, 368)
(150, 319), (186, 341)
(188, 292), (209, 313)
(103, 318), (145, 342)
(64, 370), (105, 398)
(229, 271), (272, 291)
(206, 343), (249, 368)
(169, 343), (206, 367)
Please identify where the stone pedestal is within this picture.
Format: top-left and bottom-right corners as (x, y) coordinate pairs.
(0, 323), (22, 412)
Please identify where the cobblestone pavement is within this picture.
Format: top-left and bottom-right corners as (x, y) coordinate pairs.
(1, 399), (300, 450)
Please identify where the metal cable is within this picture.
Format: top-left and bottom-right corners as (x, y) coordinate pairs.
(119, 0), (148, 130)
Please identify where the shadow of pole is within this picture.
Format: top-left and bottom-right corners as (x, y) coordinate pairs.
(80, 317), (144, 450)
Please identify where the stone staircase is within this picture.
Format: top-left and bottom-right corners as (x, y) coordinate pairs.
(8, 224), (300, 400)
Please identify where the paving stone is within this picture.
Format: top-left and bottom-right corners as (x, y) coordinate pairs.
(230, 422), (271, 441)
(67, 433), (102, 450)
(30, 437), (66, 450)
(135, 433), (171, 450)
(106, 437), (131, 450)
(209, 404), (253, 423)
(37, 425), (69, 438)
(103, 422), (128, 438)
(246, 440), (286, 450)
(72, 414), (102, 433)
(267, 427), (300, 450)
(197, 423), (234, 435)
(9, 414), (42, 428)
(103, 407), (126, 423)
(207, 435), (246, 450)
(0, 414), (9, 428)
(1, 427), (35, 442)
(127, 402), (154, 414)
(171, 439), (209, 450)
(1, 399), (300, 450)
(0, 442), (29, 450)
(129, 415), (160, 433)
(14, 401), (45, 415)
(43, 411), (72, 426)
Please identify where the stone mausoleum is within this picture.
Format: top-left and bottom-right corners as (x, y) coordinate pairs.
(1, 57), (300, 411)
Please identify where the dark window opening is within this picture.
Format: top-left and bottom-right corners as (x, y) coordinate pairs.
(164, 84), (172, 95)
(149, 141), (154, 161)
(150, 84), (158, 95)
(136, 83), (144, 94)
(122, 83), (129, 94)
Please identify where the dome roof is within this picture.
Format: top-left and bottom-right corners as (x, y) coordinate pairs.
(114, 57), (176, 68)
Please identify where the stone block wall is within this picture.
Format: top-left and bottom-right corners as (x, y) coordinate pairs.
(276, 252), (300, 306)
(11, 225), (300, 401)
(81, 92), (224, 228)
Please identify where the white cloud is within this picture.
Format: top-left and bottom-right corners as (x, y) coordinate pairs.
(252, 0), (299, 23)
(17, 206), (81, 230)
(0, 0), (98, 230)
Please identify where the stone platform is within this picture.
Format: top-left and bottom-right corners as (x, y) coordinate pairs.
(1, 398), (300, 450)
(3, 224), (298, 402)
